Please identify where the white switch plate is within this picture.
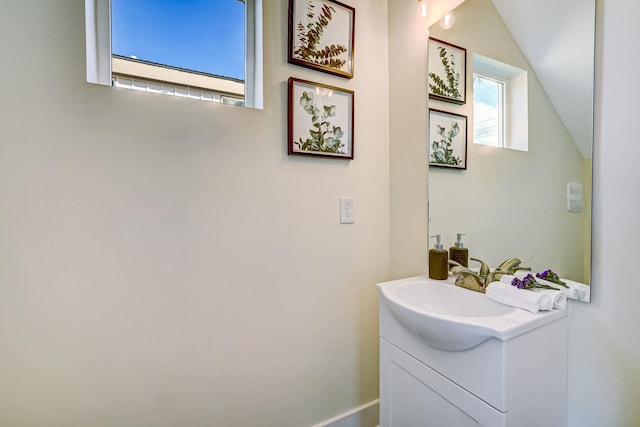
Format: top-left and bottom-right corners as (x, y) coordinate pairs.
(340, 197), (355, 224)
(567, 181), (583, 213)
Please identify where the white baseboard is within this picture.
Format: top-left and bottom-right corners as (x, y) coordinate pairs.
(312, 399), (379, 427)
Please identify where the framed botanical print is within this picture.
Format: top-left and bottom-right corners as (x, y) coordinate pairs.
(288, 0), (355, 79)
(288, 77), (354, 159)
(428, 38), (466, 104)
(429, 109), (467, 169)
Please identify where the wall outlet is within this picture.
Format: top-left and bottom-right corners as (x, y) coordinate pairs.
(340, 197), (355, 224)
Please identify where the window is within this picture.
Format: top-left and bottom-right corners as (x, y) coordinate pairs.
(85, 0), (263, 109)
(472, 54), (527, 151)
(473, 73), (505, 148)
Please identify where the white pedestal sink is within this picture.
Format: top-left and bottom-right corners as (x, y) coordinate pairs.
(377, 275), (566, 351)
(378, 276), (568, 427)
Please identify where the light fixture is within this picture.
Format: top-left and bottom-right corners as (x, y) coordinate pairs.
(439, 11), (455, 30)
(417, 0), (428, 19)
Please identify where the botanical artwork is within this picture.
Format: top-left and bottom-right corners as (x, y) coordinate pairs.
(429, 109), (467, 169)
(432, 121), (461, 165)
(296, 91), (345, 154)
(288, 78), (354, 159)
(294, 2), (347, 69)
(428, 38), (466, 104)
(289, 0), (355, 78)
(430, 46), (461, 99)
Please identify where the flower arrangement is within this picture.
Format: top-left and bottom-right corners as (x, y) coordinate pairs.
(511, 274), (559, 291)
(536, 269), (569, 288)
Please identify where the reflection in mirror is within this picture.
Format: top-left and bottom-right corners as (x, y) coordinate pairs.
(427, 0), (595, 301)
(85, 0), (263, 109)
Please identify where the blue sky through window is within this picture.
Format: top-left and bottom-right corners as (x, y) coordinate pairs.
(473, 74), (502, 147)
(112, 0), (245, 80)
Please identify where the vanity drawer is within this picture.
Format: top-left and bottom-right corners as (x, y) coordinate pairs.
(380, 338), (507, 427)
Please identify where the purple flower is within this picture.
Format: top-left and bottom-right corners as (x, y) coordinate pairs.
(536, 270), (551, 280)
(521, 274), (535, 288)
(511, 274), (558, 291)
(535, 269), (568, 288)
(511, 278), (525, 289)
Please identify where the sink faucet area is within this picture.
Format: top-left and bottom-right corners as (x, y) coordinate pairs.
(448, 257), (532, 293)
(377, 275), (566, 352)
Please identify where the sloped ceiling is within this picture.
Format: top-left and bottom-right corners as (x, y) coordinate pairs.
(490, 0), (595, 159)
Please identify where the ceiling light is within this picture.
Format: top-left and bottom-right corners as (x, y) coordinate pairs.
(417, 0), (428, 18)
(439, 12), (455, 29)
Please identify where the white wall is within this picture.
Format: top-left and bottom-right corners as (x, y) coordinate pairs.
(568, 0), (640, 424)
(389, 0), (429, 278)
(0, 1), (389, 426)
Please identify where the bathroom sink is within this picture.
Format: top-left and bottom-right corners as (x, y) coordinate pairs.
(377, 275), (566, 351)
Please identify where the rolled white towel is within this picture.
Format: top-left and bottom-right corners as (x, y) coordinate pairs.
(485, 281), (553, 313)
(513, 271), (582, 300)
(534, 288), (566, 309)
(498, 274), (516, 285)
(563, 278), (590, 301)
(497, 274), (566, 309)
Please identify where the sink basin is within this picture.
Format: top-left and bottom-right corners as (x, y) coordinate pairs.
(377, 275), (566, 351)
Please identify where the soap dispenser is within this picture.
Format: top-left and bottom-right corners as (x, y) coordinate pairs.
(449, 233), (469, 267)
(429, 235), (449, 280)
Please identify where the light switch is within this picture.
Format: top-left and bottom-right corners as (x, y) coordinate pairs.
(567, 182), (583, 213)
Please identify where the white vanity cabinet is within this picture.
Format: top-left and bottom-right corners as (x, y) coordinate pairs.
(378, 285), (568, 427)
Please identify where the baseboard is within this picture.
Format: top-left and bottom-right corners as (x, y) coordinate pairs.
(312, 399), (379, 427)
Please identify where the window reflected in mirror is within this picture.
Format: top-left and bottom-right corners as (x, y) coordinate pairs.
(473, 54), (527, 152)
(473, 74), (504, 148)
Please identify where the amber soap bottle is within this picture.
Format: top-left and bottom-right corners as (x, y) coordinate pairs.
(429, 235), (449, 280)
(449, 233), (469, 267)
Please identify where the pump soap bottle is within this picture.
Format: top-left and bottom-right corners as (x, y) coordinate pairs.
(429, 235), (449, 280)
(449, 233), (469, 267)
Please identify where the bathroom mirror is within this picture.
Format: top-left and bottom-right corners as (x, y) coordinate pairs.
(427, 0), (595, 302)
